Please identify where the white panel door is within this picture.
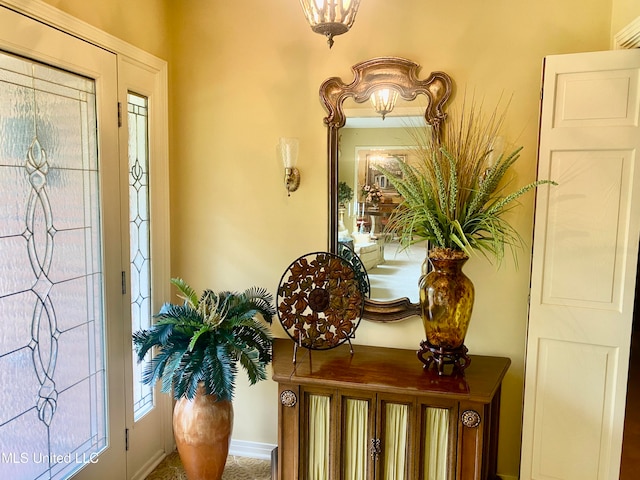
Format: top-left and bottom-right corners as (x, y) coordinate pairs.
(521, 49), (640, 480)
(0, 6), (125, 480)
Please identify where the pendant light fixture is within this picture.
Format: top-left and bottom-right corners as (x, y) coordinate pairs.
(370, 88), (399, 120)
(299, 0), (361, 48)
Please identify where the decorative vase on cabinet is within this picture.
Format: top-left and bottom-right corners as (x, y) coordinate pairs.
(418, 251), (474, 375)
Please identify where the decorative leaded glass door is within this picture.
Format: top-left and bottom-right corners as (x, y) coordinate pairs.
(0, 6), (125, 480)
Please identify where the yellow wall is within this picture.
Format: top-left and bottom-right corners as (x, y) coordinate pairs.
(612, 0), (640, 39)
(38, 0), (631, 477)
(42, 0), (170, 60)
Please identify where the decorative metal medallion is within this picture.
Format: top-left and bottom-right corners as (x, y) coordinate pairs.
(280, 390), (298, 408)
(461, 409), (481, 428)
(337, 242), (370, 298)
(277, 252), (365, 350)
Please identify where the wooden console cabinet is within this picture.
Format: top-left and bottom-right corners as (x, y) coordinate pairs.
(272, 338), (510, 480)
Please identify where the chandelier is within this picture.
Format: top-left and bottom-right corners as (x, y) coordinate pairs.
(299, 0), (362, 48)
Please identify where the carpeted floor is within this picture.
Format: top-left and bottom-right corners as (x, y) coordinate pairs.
(145, 451), (272, 480)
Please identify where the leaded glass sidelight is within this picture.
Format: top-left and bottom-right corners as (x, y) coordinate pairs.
(0, 50), (106, 479)
(128, 93), (153, 421)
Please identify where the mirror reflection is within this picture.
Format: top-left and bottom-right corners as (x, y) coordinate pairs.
(338, 100), (429, 303)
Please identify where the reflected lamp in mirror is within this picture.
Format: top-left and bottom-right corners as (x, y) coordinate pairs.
(299, 0), (361, 48)
(370, 88), (399, 120)
(279, 137), (300, 195)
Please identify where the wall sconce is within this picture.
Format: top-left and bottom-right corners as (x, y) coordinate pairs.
(299, 0), (362, 48)
(279, 137), (300, 196)
(370, 88), (399, 120)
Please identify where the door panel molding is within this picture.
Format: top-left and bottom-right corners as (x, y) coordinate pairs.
(531, 338), (617, 479)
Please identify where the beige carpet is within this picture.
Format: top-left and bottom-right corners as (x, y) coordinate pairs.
(145, 451), (272, 480)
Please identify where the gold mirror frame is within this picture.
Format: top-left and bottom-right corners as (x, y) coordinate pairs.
(320, 57), (453, 322)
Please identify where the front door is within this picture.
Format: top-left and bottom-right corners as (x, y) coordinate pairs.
(521, 49), (640, 479)
(0, 6), (122, 480)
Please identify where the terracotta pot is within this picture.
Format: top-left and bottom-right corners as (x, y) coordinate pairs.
(173, 384), (233, 480)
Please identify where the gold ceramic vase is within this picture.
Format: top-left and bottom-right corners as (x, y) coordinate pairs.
(173, 384), (233, 480)
(420, 252), (474, 351)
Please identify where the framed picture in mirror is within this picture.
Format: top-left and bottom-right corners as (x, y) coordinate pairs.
(365, 152), (406, 197)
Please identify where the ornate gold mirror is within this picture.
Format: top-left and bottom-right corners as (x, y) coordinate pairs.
(320, 57), (453, 322)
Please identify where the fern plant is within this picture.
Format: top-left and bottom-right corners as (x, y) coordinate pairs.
(378, 99), (556, 264)
(338, 181), (353, 207)
(133, 278), (275, 401)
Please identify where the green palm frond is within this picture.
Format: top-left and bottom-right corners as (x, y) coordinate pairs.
(237, 348), (268, 385)
(132, 278), (275, 401)
(231, 320), (273, 363)
(201, 344), (237, 401)
(171, 277), (199, 308)
(222, 287), (276, 324)
(172, 347), (206, 399)
(187, 325), (211, 352)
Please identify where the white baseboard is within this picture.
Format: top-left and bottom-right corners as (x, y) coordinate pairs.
(228, 439), (277, 461)
(130, 449), (172, 480)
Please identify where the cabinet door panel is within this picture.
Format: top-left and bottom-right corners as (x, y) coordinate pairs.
(420, 406), (455, 480)
(378, 396), (416, 480)
(340, 391), (376, 480)
(301, 388), (336, 480)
